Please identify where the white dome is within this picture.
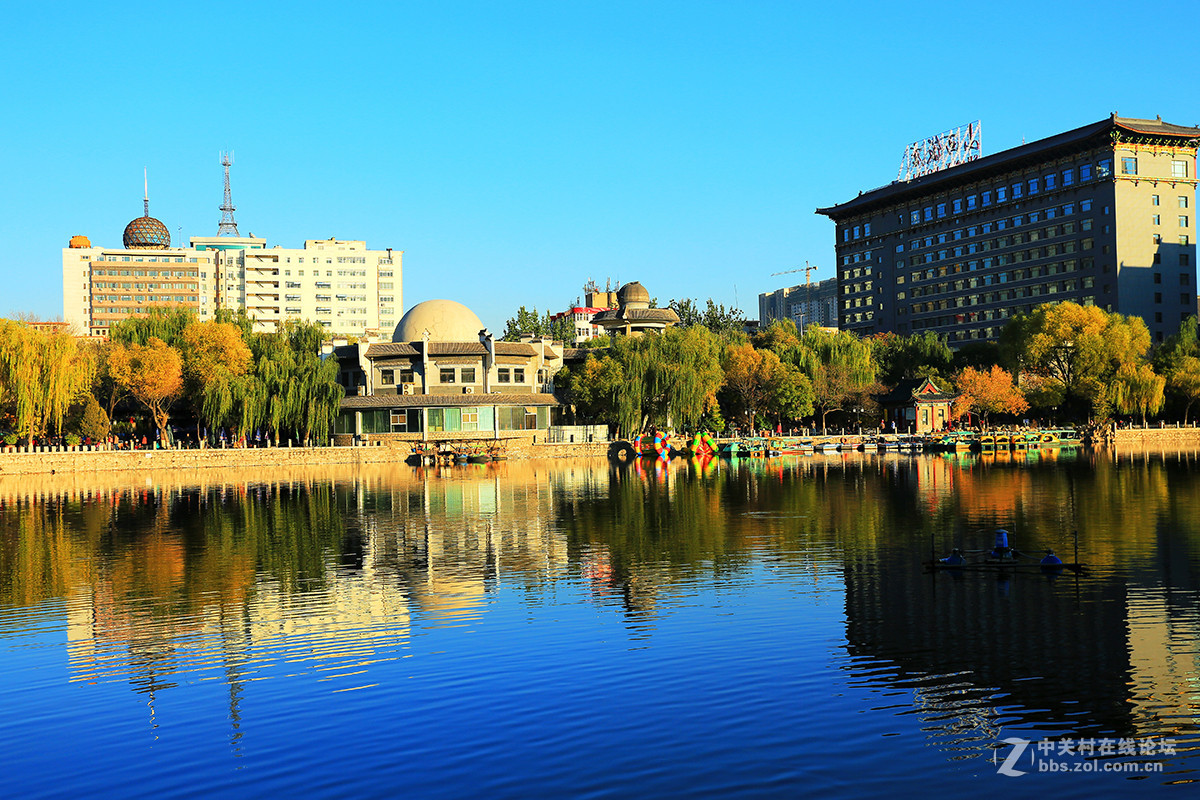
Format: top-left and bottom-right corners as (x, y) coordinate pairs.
(393, 299), (485, 343)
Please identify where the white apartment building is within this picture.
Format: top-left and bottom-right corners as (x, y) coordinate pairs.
(63, 231), (402, 338)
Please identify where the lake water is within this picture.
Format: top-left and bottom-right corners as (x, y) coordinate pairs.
(2, 449), (1199, 798)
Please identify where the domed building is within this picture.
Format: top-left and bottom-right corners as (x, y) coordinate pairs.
(332, 299), (564, 444)
(591, 281), (680, 336)
(123, 213), (171, 250)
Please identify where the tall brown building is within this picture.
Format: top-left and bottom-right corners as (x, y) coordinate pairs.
(817, 115), (1200, 345)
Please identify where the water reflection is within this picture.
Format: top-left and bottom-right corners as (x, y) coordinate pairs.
(1, 451), (1199, 790)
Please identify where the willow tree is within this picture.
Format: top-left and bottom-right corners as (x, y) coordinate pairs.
(787, 328), (876, 430)
(180, 320), (253, 437)
(1110, 364), (1165, 425)
(567, 327), (723, 436)
(0, 321), (95, 444)
(233, 320), (341, 444)
(109, 307), (195, 347)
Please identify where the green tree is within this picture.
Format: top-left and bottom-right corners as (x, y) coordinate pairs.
(871, 331), (952, 386)
(670, 298), (747, 337)
(75, 395), (111, 442)
(109, 307), (194, 348)
(1110, 364), (1166, 424)
(786, 328), (876, 430)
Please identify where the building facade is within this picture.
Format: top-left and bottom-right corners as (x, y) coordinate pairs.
(590, 281), (680, 336)
(549, 287), (617, 344)
(758, 277), (838, 331)
(332, 299), (562, 440)
(816, 115), (1200, 346)
(64, 228), (402, 338)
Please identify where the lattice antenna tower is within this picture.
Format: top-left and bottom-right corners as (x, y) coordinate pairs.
(143, 167), (150, 216)
(898, 121), (982, 182)
(218, 150), (239, 236)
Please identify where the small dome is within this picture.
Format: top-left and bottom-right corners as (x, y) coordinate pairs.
(618, 281), (650, 307)
(68, 234), (91, 248)
(393, 299), (485, 343)
(123, 215), (170, 249)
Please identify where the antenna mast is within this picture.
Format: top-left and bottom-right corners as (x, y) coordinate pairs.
(143, 167), (150, 217)
(218, 151), (239, 236)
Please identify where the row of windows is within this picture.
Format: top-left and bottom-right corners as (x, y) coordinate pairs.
(1150, 194), (1189, 208)
(379, 366), (533, 386)
(1149, 215), (1191, 227)
(93, 256), (208, 264)
(904, 259), (1094, 296)
(903, 160), (1112, 228)
(1121, 157), (1192, 178)
(93, 269), (200, 278)
(94, 282), (195, 290)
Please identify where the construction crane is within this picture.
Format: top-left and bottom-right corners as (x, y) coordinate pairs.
(770, 261), (819, 283)
(768, 262), (820, 333)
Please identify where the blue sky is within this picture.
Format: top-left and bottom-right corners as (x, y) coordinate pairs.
(3, 0), (1198, 332)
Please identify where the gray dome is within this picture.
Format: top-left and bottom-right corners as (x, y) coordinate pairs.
(617, 281), (650, 307)
(393, 299), (485, 343)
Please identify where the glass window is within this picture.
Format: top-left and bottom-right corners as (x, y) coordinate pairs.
(1098, 159), (1111, 177)
(1153, 215), (1161, 225)
(967, 195), (977, 210)
(853, 225), (860, 239)
(1181, 216), (1190, 228)
(1180, 196), (1189, 208)
(440, 367), (455, 383)
(937, 203), (947, 218)
(910, 210), (920, 225)
(1029, 178), (1040, 194)
(513, 368), (525, 383)
(380, 369), (395, 386)
(1013, 183), (1023, 198)
(981, 190), (991, 206)
(1121, 157), (1137, 175)
(1045, 173), (1057, 190)
(924, 207), (933, 222)
(1081, 199), (1093, 212)
(1173, 160), (1188, 178)
(461, 367), (476, 383)
(864, 222), (871, 235)
(953, 199), (963, 213)
(497, 368), (511, 383)
(1062, 169), (1074, 186)
(1152, 194), (1161, 206)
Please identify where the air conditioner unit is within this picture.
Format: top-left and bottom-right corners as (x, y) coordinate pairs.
(401, 383), (415, 395)
(462, 386), (475, 394)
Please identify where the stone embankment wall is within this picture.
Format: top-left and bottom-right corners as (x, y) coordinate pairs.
(0, 441), (611, 476)
(1110, 424), (1200, 450)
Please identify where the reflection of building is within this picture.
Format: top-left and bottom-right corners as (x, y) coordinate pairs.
(591, 281), (680, 336)
(817, 115), (1200, 346)
(62, 176), (402, 338)
(758, 277), (838, 331)
(332, 299), (562, 442)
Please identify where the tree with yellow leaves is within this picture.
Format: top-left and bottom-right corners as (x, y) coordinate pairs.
(107, 338), (183, 445)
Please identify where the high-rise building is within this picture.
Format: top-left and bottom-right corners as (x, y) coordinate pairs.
(758, 277), (838, 332)
(63, 186), (402, 338)
(816, 115), (1200, 346)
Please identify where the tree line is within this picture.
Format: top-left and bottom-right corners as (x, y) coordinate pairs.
(553, 301), (1200, 436)
(0, 309), (342, 448)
